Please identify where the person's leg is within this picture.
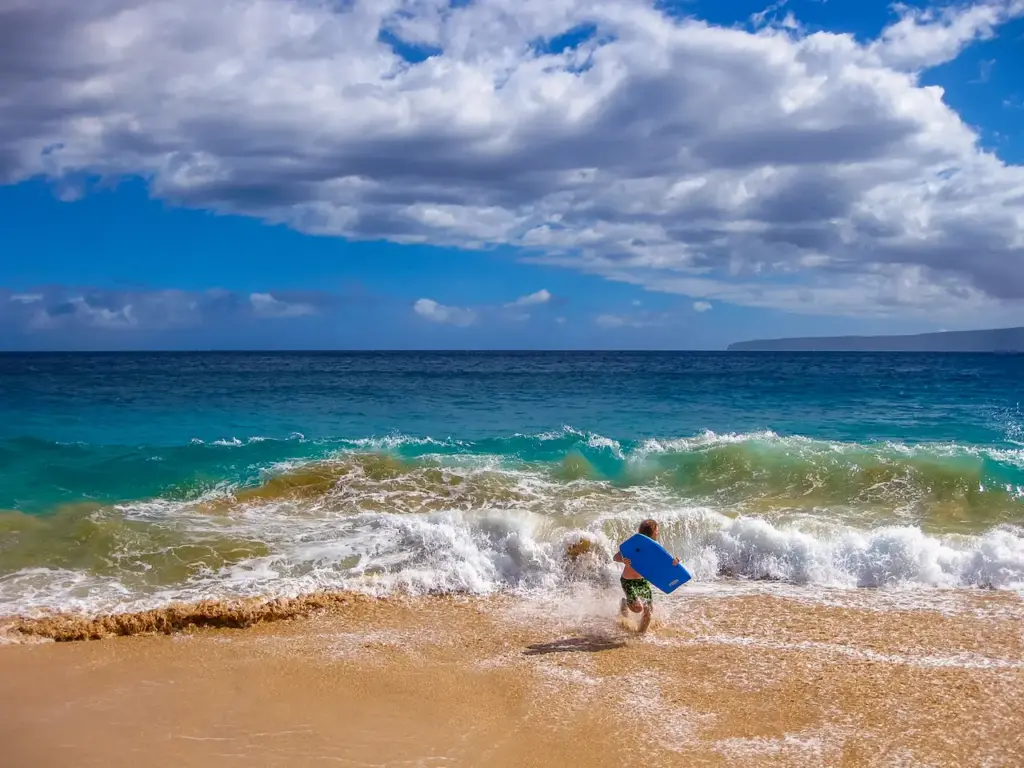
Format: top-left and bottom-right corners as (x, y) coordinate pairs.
(638, 602), (653, 633)
(621, 579), (638, 614)
(636, 581), (654, 632)
(622, 580), (644, 613)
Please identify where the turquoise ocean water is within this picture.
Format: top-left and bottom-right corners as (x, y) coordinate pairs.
(1, 351), (1023, 616)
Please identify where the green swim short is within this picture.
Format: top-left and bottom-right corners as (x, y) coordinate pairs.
(620, 577), (653, 606)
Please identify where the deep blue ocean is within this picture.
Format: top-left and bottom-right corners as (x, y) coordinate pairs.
(1, 352), (1023, 616)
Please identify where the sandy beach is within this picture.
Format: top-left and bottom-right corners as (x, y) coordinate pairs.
(6, 0), (1024, 756)
(3, 587), (1023, 767)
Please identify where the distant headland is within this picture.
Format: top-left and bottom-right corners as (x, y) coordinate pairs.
(727, 326), (1024, 352)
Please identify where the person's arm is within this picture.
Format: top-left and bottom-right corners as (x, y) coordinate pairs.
(613, 550), (630, 567)
(672, 557), (680, 566)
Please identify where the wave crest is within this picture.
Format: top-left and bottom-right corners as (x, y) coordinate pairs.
(3, 428), (1023, 618)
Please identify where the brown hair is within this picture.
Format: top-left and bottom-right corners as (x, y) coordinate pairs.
(639, 519), (659, 539)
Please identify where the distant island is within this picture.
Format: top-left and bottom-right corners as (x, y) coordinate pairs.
(727, 326), (1024, 352)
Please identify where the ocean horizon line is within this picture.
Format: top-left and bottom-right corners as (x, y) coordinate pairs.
(0, 347), (1016, 355)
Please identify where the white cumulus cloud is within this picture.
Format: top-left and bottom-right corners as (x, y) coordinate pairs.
(505, 289), (552, 308)
(693, 301), (713, 313)
(249, 292), (316, 318)
(1, 0), (1024, 323)
(413, 298), (477, 326)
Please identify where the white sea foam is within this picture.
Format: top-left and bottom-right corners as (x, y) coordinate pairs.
(631, 429), (1024, 468)
(635, 429), (784, 456)
(584, 433), (624, 457)
(191, 435), (290, 447)
(343, 434), (464, 450)
(662, 510), (1024, 590)
(678, 634), (1024, 671)
(3, 494), (1024, 618)
(5, 429), (1024, 617)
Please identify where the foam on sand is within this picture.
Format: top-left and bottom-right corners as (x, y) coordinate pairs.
(4, 589), (1020, 767)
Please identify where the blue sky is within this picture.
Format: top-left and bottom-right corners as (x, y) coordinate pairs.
(1, 0), (1023, 350)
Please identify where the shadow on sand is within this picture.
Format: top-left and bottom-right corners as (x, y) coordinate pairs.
(523, 636), (627, 656)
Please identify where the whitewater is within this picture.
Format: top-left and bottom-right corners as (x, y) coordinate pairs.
(2, 351), (1023, 618)
(3, 427), (1023, 618)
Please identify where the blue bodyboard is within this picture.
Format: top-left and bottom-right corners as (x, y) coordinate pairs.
(620, 533), (692, 594)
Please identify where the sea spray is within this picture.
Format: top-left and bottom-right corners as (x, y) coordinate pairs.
(2, 482), (1023, 618)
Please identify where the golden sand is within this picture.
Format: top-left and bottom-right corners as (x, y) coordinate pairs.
(2, 588), (1023, 767)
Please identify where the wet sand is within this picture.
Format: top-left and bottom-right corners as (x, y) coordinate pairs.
(2, 588), (1024, 767)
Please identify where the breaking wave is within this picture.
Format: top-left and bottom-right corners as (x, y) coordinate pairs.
(2, 429), (1023, 618)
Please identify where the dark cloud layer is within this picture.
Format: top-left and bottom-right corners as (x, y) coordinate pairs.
(0, 287), (338, 334)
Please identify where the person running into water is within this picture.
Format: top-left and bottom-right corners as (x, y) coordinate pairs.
(613, 519), (680, 633)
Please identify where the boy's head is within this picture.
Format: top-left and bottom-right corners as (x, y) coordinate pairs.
(638, 519), (659, 540)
